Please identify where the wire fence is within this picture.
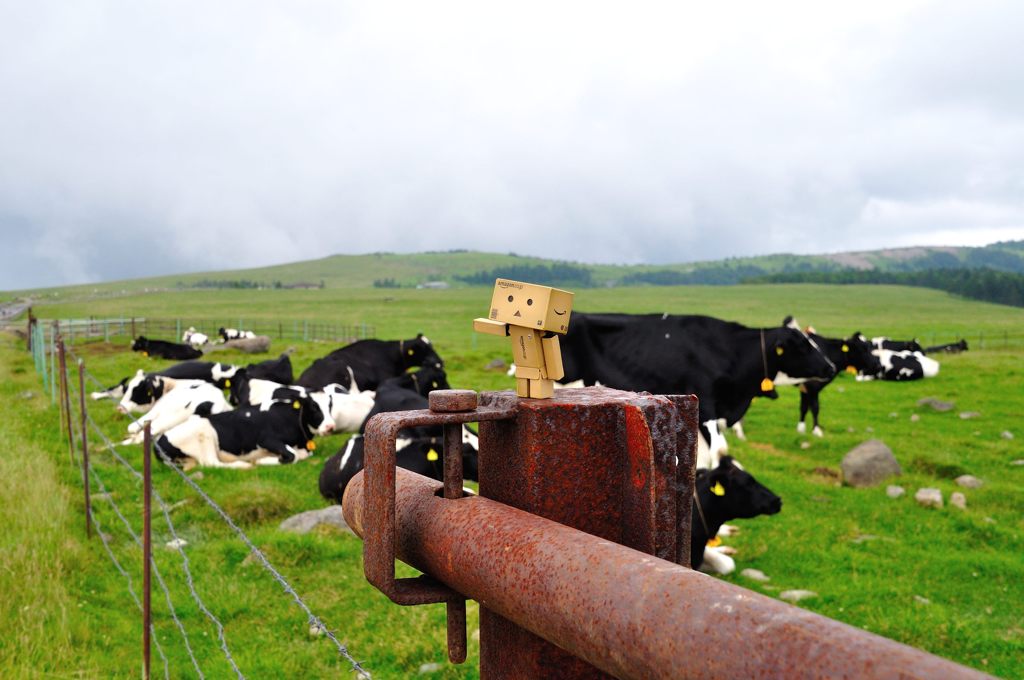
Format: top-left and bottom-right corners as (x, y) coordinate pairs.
(39, 335), (372, 679)
(15, 315), (375, 346)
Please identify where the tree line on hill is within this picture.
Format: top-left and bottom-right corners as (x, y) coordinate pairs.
(747, 268), (1024, 308)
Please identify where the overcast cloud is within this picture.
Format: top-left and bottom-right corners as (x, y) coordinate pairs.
(2, 0), (1024, 290)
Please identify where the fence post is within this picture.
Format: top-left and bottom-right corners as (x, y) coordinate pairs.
(78, 359), (92, 539)
(131, 317), (136, 339)
(176, 319), (181, 341)
(50, 324), (57, 403)
(303, 320), (308, 342)
(279, 322), (283, 340)
(980, 331), (984, 349)
(58, 337), (77, 465)
(142, 423), (153, 680)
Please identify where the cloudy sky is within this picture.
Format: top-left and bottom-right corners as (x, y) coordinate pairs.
(2, 1), (1023, 290)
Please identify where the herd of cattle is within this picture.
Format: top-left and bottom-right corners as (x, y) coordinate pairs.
(94, 313), (966, 573)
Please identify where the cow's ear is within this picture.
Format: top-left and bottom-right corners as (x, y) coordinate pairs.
(136, 369), (145, 377)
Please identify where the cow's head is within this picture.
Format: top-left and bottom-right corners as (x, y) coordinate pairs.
(402, 334), (444, 370)
(131, 336), (148, 352)
(845, 332), (883, 376)
(411, 364), (451, 396)
(118, 371), (163, 414)
(296, 393), (336, 437)
(701, 455), (782, 518)
(773, 318), (836, 382)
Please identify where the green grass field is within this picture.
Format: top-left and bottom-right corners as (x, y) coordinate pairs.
(2, 282), (1022, 678)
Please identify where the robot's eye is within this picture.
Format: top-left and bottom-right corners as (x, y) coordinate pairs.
(507, 295), (514, 302)
(527, 299), (533, 306)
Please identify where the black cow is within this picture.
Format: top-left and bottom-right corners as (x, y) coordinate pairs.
(319, 434), (479, 505)
(155, 394), (336, 469)
(376, 363), (450, 397)
(923, 339), (968, 354)
(131, 336), (203, 360)
(557, 313), (835, 465)
(297, 334), (443, 391)
(226, 353), (296, 405)
(691, 456), (781, 572)
(793, 331), (882, 437)
(871, 336), (924, 353)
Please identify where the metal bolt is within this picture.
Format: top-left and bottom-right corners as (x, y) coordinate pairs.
(429, 389), (478, 413)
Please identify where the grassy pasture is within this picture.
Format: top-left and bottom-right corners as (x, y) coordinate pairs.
(1, 283), (1022, 678)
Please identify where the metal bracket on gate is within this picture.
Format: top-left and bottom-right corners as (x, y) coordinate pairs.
(361, 389), (517, 664)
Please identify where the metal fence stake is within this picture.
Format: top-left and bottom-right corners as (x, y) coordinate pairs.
(78, 359), (92, 539)
(143, 423), (152, 680)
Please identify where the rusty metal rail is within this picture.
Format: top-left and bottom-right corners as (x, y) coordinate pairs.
(344, 468), (990, 680)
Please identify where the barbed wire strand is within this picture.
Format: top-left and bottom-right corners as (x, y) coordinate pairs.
(68, 345), (372, 678)
(90, 465), (206, 679)
(86, 410), (244, 679)
(88, 504), (171, 680)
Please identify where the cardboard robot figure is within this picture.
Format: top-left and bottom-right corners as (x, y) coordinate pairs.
(473, 279), (574, 399)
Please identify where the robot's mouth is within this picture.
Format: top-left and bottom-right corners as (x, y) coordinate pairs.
(554, 309), (567, 316)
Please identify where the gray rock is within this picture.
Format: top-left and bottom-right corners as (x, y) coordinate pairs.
(800, 441), (811, 450)
(740, 568), (770, 582)
(865, 427), (874, 433)
(1001, 431), (1014, 440)
(888, 412), (899, 418)
(20, 391), (35, 400)
(190, 471), (204, 481)
(918, 398), (954, 412)
(841, 440), (901, 487)
(955, 475), (983, 489)
(418, 663), (443, 674)
(279, 506), (354, 535)
(915, 488), (943, 508)
(780, 590), (818, 603)
(910, 414), (920, 422)
(165, 538), (188, 550)
(886, 485), (905, 499)
(485, 358), (507, 370)
(914, 595), (931, 605)
(309, 622), (326, 637)
(950, 492), (967, 510)
(1011, 460), (1024, 466)
(959, 411), (981, 420)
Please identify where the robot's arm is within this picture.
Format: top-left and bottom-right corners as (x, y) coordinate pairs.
(541, 334), (564, 381)
(473, 318), (510, 336)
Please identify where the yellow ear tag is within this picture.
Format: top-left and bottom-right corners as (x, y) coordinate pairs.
(306, 440), (316, 450)
(711, 481), (726, 496)
(225, 379), (231, 387)
(841, 344), (849, 353)
(761, 377), (774, 392)
(707, 535), (722, 548)
(407, 349), (414, 355)
(775, 346), (784, 356)
(142, 351), (149, 357)
(426, 448), (439, 461)
(293, 401), (300, 410)
(846, 365), (858, 375)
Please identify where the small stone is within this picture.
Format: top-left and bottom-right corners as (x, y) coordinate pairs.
(914, 595), (931, 605)
(800, 441), (811, 450)
(886, 485), (905, 499)
(165, 538), (188, 550)
(485, 358), (507, 371)
(1001, 431), (1014, 440)
(950, 492), (967, 509)
(20, 391), (35, 400)
(780, 590), (818, 603)
(918, 398), (954, 412)
(852, 534), (878, 544)
(190, 471), (204, 481)
(865, 427), (874, 433)
(888, 412), (899, 418)
(841, 440), (901, 487)
(959, 412), (981, 420)
(309, 622), (326, 637)
(418, 663), (443, 674)
(847, 427), (855, 433)
(915, 488), (943, 508)
(1012, 460), (1024, 466)
(740, 568), (770, 582)
(279, 506), (354, 535)
(983, 517), (996, 524)
(955, 475), (983, 489)
(910, 414), (920, 422)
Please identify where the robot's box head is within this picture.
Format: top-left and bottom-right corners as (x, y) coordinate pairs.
(487, 279), (574, 333)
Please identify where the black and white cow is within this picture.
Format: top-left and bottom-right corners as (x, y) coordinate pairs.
(112, 363), (240, 413)
(297, 334), (443, 391)
(691, 456), (782, 574)
(924, 339), (969, 354)
(121, 378), (229, 444)
(238, 379), (375, 433)
(182, 327), (210, 348)
(155, 394), (335, 469)
(318, 434), (479, 505)
(873, 349), (940, 381)
(131, 336), (204, 360)
(218, 327), (256, 342)
(792, 330), (883, 437)
(871, 336), (924, 353)
(557, 313), (835, 467)
(226, 353), (297, 405)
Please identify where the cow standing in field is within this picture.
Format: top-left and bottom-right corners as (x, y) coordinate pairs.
(792, 330), (882, 437)
(557, 313), (835, 467)
(132, 336), (204, 360)
(297, 334), (443, 391)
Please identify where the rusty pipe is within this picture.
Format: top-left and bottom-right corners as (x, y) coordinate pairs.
(343, 468), (991, 680)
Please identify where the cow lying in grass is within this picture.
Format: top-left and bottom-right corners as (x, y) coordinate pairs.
(691, 456), (782, 575)
(121, 378), (229, 444)
(132, 336), (203, 360)
(155, 394), (335, 469)
(109, 363), (240, 413)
